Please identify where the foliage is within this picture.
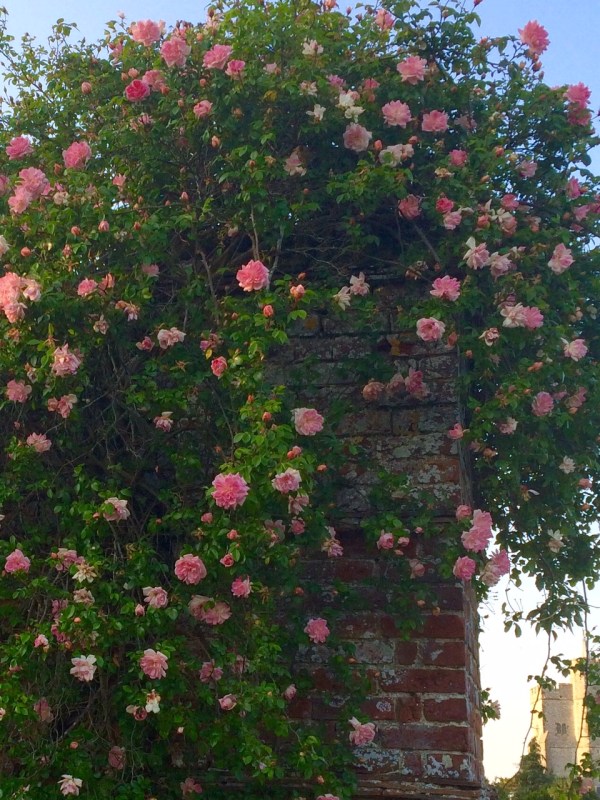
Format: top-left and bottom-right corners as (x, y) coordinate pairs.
(0, 0), (598, 797)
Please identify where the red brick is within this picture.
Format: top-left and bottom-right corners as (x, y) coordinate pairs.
(423, 698), (468, 723)
(379, 667), (466, 694)
(394, 641), (419, 665)
(419, 613), (465, 639)
(422, 641), (466, 667)
(379, 724), (470, 752)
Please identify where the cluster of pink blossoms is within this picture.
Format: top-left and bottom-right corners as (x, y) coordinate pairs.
(0, 271), (41, 322)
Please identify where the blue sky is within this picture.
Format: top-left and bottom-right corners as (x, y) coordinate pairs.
(2, 0), (599, 783)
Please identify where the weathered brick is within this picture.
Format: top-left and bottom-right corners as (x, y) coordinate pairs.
(422, 641), (467, 667)
(378, 667), (466, 694)
(379, 723), (470, 752)
(424, 698), (469, 723)
(419, 614), (466, 640)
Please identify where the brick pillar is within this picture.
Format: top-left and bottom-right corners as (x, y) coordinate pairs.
(288, 289), (491, 799)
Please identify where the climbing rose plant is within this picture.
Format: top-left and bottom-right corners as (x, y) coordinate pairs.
(0, 0), (598, 797)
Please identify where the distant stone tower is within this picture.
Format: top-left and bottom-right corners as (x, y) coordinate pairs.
(530, 657), (600, 776)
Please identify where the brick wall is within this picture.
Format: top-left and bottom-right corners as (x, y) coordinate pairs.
(286, 285), (492, 799)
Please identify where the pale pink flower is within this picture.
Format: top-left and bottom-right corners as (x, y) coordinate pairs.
(272, 468), (302, 494)
(212, 472), (249, 508)
(33, 697), (54, 722)
(231, 576), (252, 597)
(455, 504), (472, 521)
(225, 59), (245, 79)
(203, 44), (233, 70)
(137, 336), (154, 351)
(304, 617), (330, 643)
(317, 795), (341, 800)
(63, 141), (91, 170)
(521, 306), (544, 329)
(518, 20), (550, 55)
(322, 528), (343, 557)
(141, 263), (159, 277)
(293, 407), (324, 435)
(447, 423), (464, 440)
(449, 149), (468, 167)
(5, 548), (31, 573)
(161, 36), (191, 68)
(548, 243), (574, 274)
(443, 211), (462, 230)
(397, 55), (426, 84)
(142, 70), (167, 92)
(532, 391), (554, 417)
(349, 716), (376, 745)
(193, 100), (213, 118)
(218, 694), (237, 711)
(140, 648), (168, 679)
(283, 683), (297, 701)
(34, 634), (49, 648)
(284, 151), (306, 176)
(58, 776), (83, 797)
(70, 654), (97, 682)
(422, 110), (448, 133)
(125, 80), (151, 102)
(559, 456), (576, 474)
(130, 19), (165, 46)
(453, 556), (476, 580)
(175, 554), (207, 584)
(103, 497), (130, 521)
(333, 285), (352, 309)
(498, 418), (518, 434)
(48, 394), (78, 418)
(236, 259), (269, 291)
(199, 660), (223, 682)
(564, 339), (587, 361)
(302, 39), (323, 57)
(431, 276), (460, 301)
(518, 160), (537, 178)
(52, 548), (80, 571)
(379, 143), (414, 166)
(377, 531), (394, 550)
(108, 746), (126, 770)
(290, 518), (305, 535)
(52, 344), (82, 377)
(349, 272), (369, 296)
(73, 588), (95, 606)
(6, 136), (33, 160)
(143, 586), (169, 608)
(565, 83), (591, 109)
(154, 411), (173, 431)
(77, 278), (97, 297)
(374, 8), (394, 29)
(197, 600), (231, 625)
(157, 327), (186, 348)
(6, 379), (31, 402)
(381, 100), (411, 127)
(416, 317), (445, 342)
(461, 509), (493, 552)
(181, 778), (203, 796)
(342, 123), (372, 152)
(26, 433), (51, 452)
(480, 549), (510, 587)
(489, 252), (514, 278)
(19, 167), (50, 199)
(463, 238), (490, 269)
(566, 178), (583, 199)
(398, 194), (421, 219)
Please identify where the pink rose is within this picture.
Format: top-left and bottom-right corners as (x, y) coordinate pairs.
(518, 20), (549, 55)
(416, 317), (445, 342)
(461, 509), (493, 552)
(26, 432), (52, 452)
(398, 194), (421, 219)
(443, 211), (462, 230)
(139, 648), (168, 679)
(532, 391), (554, 417)
(218, 694), (237, 711)
(180, 778), (203, 796)
(125, 79), (151, 102)
(480, 549), (510, 587)
(564, 339), (587, 361)
(6, 136), (33, 160)
(5, 548), (31, 573)
(518, 160), (537, 178)
(175, 554), (207, 584)
(199, 660), (223, 682)
(453, 556), (476, 580)
(304, 617), (330, 643)
(225, 59), (245, 79)
(293, 407), (324, 435)
(70, 655), (97, 682)
(77, 278), (97, 297)
(161, 36), (191, 68)
(430, 276), (461, 301)
(107, 746), (126, 770)
(396, 55), (426, 84)
(212, 472), (249, 509)
(455, 504), (472, 521)
(19, 167), (50, 199)
(103, 497), (130, 521)
(548, 243), (574, 274)
(449, 149), (468, 167)
(189, 597), (231, 625)
(130, 19), (165, 46)
(422, 110), (449, 133)
(565, 83), (591, 110)
(447, 423), (464, 440)
(236, 259), (269, 291)
(154, 411), (173, 431)
(272, 468), (301, 494)
(231, 576), (252, 597)
(142, 70), (167, 92)
(349, 716), (376, 745)
(283, 684), (297, 701)
(203, 44), (233, 70)
(63, 141), (91, 170)
(143, 586), (169, 609)
(374, 9), (393, 30)
(210, 356), (228, 377)
(343, 123), (372, 152)
(381, 100), (411, 127)
(6, 379), (32, 403)
(58, 776), (83, 797)
(377, 531), (394, 550)
(157, 327), (186, 348)
(193, 100), (213, 118)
